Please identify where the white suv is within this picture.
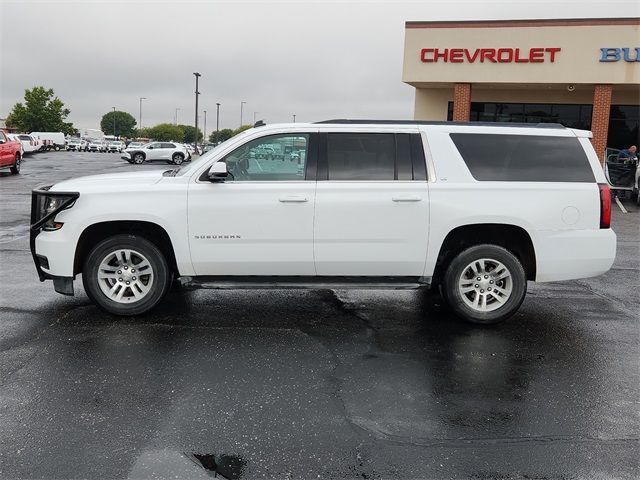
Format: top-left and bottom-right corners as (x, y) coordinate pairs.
(122, 141), (189, 165)
(30, 120), (616, 323)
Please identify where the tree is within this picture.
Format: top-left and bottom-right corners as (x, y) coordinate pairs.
(100, 111), (137, 138)
(177, 125), (203, 143)
(145, 123), (185, 141)
(209, 128), (234, 144)
(6, 86), (74, 134)
(232, 125), (253, 136)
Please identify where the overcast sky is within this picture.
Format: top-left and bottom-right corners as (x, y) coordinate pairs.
(1, 0), (638, 132)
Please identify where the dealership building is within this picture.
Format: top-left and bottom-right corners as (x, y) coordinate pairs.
(402, 18), (639, 160)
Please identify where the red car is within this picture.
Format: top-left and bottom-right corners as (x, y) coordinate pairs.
(0, 130), (22, 174)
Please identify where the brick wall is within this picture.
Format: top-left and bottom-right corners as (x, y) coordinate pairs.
(590, 84), (612, 163)
(452, 83), (472, 121)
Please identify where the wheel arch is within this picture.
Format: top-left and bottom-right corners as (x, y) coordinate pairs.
(74, 220), (178, 276)
(431, 223), (537, 286)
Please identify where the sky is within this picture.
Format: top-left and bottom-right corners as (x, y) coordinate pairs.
(1, 0), (638, 132)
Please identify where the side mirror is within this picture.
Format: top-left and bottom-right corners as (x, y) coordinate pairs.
(147, 145), (154, 149)
(207, 161), (228, 182)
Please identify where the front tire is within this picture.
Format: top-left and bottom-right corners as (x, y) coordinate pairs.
(172, 153), (184, 165)
(82, 235), (171, 316)
(10, 154), (20, 174)
(442, 244), (527, 325)
(133, 153), (145, 164)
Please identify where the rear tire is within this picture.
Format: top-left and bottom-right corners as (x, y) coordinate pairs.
(82, 234), (171, 316)
(442, 244), (527, 325)
(10, 154), (20, 174)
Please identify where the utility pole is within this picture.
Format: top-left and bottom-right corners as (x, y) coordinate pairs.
(253, 111), (258, 124)
(293, 114), (296, 123)
(216, 103), (220, 132)
(139, 97), (146, 134)
(175, 107), (180, 125)
(203, 110), (207, 145)
(112, 107), (116, 138)
(193, 72), (201, 152)
(240, 101), (246, 127)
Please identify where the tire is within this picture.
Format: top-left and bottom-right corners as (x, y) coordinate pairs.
(172, 153), (184, 165)
(82, 234), (171, 316)
(442, 244), (527, 325)
(54, 146), (60, 151)
(10, 154), (21, 174)
(133, 153), (145, 164)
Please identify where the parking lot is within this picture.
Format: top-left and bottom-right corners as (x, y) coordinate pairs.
(0, 152), (638, 478)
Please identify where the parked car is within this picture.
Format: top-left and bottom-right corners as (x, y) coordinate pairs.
(126, 141), (144, 149)
(6, 134), (25, 157)
(30, 120), (615, 323)
(30, 132), (66, 151)
(121, 141), (190, 165)
(86, 139), (105, 152)
(9, 134), (39, 154)
(107, 141), (125, 153)
(0, 131), (22, 174)
(66, 138), (84, 151)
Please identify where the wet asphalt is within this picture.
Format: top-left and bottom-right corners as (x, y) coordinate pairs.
(0, 152), (638, 479)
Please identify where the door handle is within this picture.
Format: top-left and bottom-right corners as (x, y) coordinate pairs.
(391, 195), (422, 202)
(279, 195), (309, 203)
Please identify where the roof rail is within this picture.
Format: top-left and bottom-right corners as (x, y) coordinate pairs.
(315, 119), (566, 129)
(253, 120), (266, 128)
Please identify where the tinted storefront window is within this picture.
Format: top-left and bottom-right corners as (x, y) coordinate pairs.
(608, 105), (640, 149)
(447, 101), (638, 149)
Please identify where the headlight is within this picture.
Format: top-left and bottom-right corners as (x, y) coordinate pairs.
(31, 186), (80, 232)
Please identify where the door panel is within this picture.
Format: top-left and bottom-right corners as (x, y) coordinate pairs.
(188, 182), (316, 275)
(314, 182), (429, 276)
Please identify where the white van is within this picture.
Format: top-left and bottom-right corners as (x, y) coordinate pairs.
(30, 132), (66, 151)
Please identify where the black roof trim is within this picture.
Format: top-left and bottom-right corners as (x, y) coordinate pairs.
(315, 119), (567, 129)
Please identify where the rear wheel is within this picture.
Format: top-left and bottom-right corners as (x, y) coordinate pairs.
(442, 244), (527, 325)
(10, 154), (20, 174)
(82, 235), (171, 316)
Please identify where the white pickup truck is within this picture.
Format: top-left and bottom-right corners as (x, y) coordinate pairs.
(30, 120), (616, 324)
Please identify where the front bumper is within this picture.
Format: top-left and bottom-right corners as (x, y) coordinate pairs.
(30, 186), (80, 294)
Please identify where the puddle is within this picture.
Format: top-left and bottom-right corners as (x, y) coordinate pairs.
(190, 453), (246, 479)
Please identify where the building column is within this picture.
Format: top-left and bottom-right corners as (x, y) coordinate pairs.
(590, 84), (612, 163)
(452, 83), (472, 121)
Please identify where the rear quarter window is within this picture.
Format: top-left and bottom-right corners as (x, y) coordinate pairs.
(450, 133), (595, 182)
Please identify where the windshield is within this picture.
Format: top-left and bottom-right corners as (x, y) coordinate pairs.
(172, 137), (239, 177)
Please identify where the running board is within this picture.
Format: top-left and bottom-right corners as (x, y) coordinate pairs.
(179, 275), (432, 290)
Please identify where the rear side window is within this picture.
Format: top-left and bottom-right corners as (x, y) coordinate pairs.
(324, 133), (427, 181)
(450, 133), (595, 182)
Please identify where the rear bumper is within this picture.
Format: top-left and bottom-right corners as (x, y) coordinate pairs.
(535, 228), (617, 282)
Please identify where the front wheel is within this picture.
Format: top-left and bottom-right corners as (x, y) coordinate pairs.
(10, 154), (21, 174)
(133, 153), (145, 164)
(82, 235), (171, 316)
(172, 153), (184, 165)
(442, 244), (527, 325)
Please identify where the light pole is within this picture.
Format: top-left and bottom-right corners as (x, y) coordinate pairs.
(193, 72), (201, 152)
(240, 101), (246, 127)
(216, 103), (220, 132)
(253, 111), (258, 124)
(112, 107), (116, 138)
(139, 97), (146, 134)
(293, 114), (296, 123)
(203, 110), (207, 145)
(175, 107), (180, 125)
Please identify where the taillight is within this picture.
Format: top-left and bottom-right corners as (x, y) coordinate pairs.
(598, 183), (611, 229)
